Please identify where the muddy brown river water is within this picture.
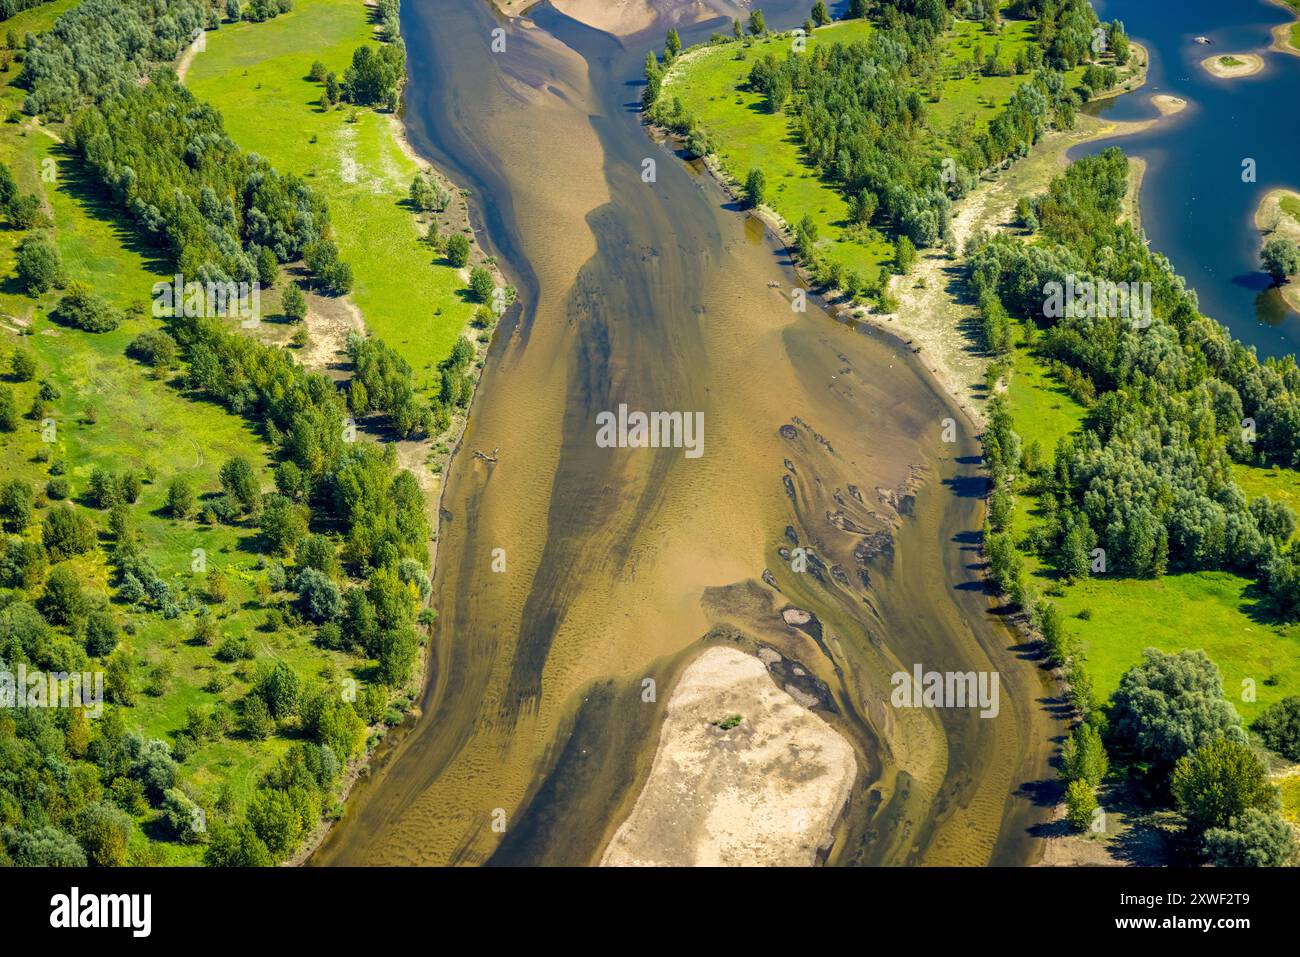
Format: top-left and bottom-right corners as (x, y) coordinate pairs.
(312, 0), (1060, 867)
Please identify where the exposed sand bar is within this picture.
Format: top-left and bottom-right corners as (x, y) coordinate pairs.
(1200, 53), (1265, 78)
(601, 646), (856, 866)
(1151, 94), (1187, 116)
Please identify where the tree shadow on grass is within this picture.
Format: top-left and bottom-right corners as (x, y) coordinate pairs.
(49, 143), (173, 279)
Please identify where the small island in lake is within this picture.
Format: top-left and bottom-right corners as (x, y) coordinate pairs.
(1201, 52), (1265, 78)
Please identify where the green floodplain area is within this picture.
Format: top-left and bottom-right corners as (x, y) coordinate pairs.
(661, 17), (1097, 286)
(0, 0), (477, 865)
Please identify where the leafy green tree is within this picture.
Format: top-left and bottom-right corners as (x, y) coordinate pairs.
(744, 167), (766, 207)
(748, 9), (766, 35)
(295, 566), (342, 622)
(38, 563), (87, 626)
(259, 493), (308, 557)
(445, 232), (471, 267)
(0, 387), (14, 432)
(10, 347), (35, 381)
(1110, 649), (1245, 767)
(15, 235), (63, 294)
(240, 694), (275, 740)
(0, 478), (33, 532)
(1253, 696), (1300, 761)
(665, 28), (681, 60)
(1172, 737), (1276, 831)
(1203, 808), (1297, 867)
(204, 820), (273, 867)
(85, 608), (120, 657)
(42, 504), (97, 561)
(219, 456), (261, 514)
(1064, 778), (1098, 831)
(469, 265), (494, 303)
(895, 235), (917, 274)
(1262, 237), (1300, 282)
(73, 801), (132, 867)
(128, 329), (179, 368)
(255, 661), (302, 719)
(1060, 721), (1109, 786)
(812, 0), (830, 27)
(166, 475), (196, 520)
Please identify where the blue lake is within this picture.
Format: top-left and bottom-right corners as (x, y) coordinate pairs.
(1078, 0), (1300, 357)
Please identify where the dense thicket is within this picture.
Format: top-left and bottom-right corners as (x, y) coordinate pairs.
(973, 148), (1300, 617)
(17, 0), (211, 118)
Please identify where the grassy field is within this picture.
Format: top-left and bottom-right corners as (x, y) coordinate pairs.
(186, 0), (474, 386)
(1004, 334), (1300, 720)
(662, 16), (1095, 296)
(661, 21), (891, 281)
(0, 3), (390, 863)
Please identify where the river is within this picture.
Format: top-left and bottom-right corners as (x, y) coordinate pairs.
(1081, 0), (1300, 357)
(312, 0), (1059, 867)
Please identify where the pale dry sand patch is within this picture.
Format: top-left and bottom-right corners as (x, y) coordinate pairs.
(1151, 94), (1186, 116)
(600, 645), (856, 867)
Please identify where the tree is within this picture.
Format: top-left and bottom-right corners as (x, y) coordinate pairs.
(665, 28), (681, 60)
(469, 265), (494, 303)
(226, 0), (241, 21)
(259, 494), (308, 556)
(847, 0), (868, 18)
(0, 386), (14, 432)
(445, 232), (471, 267)
(240, 694), (275, 740)
(1203, 808), (1297, 867)
(744, 167), (766, 208)
(295, 566), (342, 622)
(1253, 696), (1300, 761)
(1060, 721), (1108, 786)
(255, 660), (302, 719)
(748, 9), (766, 35)
(1110, 649), (1245, 767)
(811, 1), (830, 27)
(10, 347), (36, 381)
(15, 235), (63, 294)
(204, 821), (272, 867)
(166, 476), (196, 520)
(38, 564), (87, 626)
(85, 608), (120, 657)
(53, 282), (120, 333)
(1261, 237), (1300, 282)
(1064, 778), (1098, 831)
(0, 478), (33, 532)
(219, 456), (261, 514)
(42, 504), (97, 561)
(1172, 737), (1276, 832)
(308, 59), (328, 82)
(128, 329), (179, 368)
(895, 235), (917, 274)
(73, 802), (132, 867)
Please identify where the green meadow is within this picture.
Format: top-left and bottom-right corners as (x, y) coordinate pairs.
(185, 0), (474, 387)
(0, 4), (389, 862)
(661, 17), (1092, 295)
(1004, 337), (1300, 719)
(660, 21), (892, 280)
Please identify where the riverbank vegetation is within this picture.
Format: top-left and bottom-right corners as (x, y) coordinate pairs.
(646, 0), (1138, 308)
(0, 0), (479, 866)
(973, 148), (1300, 863)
